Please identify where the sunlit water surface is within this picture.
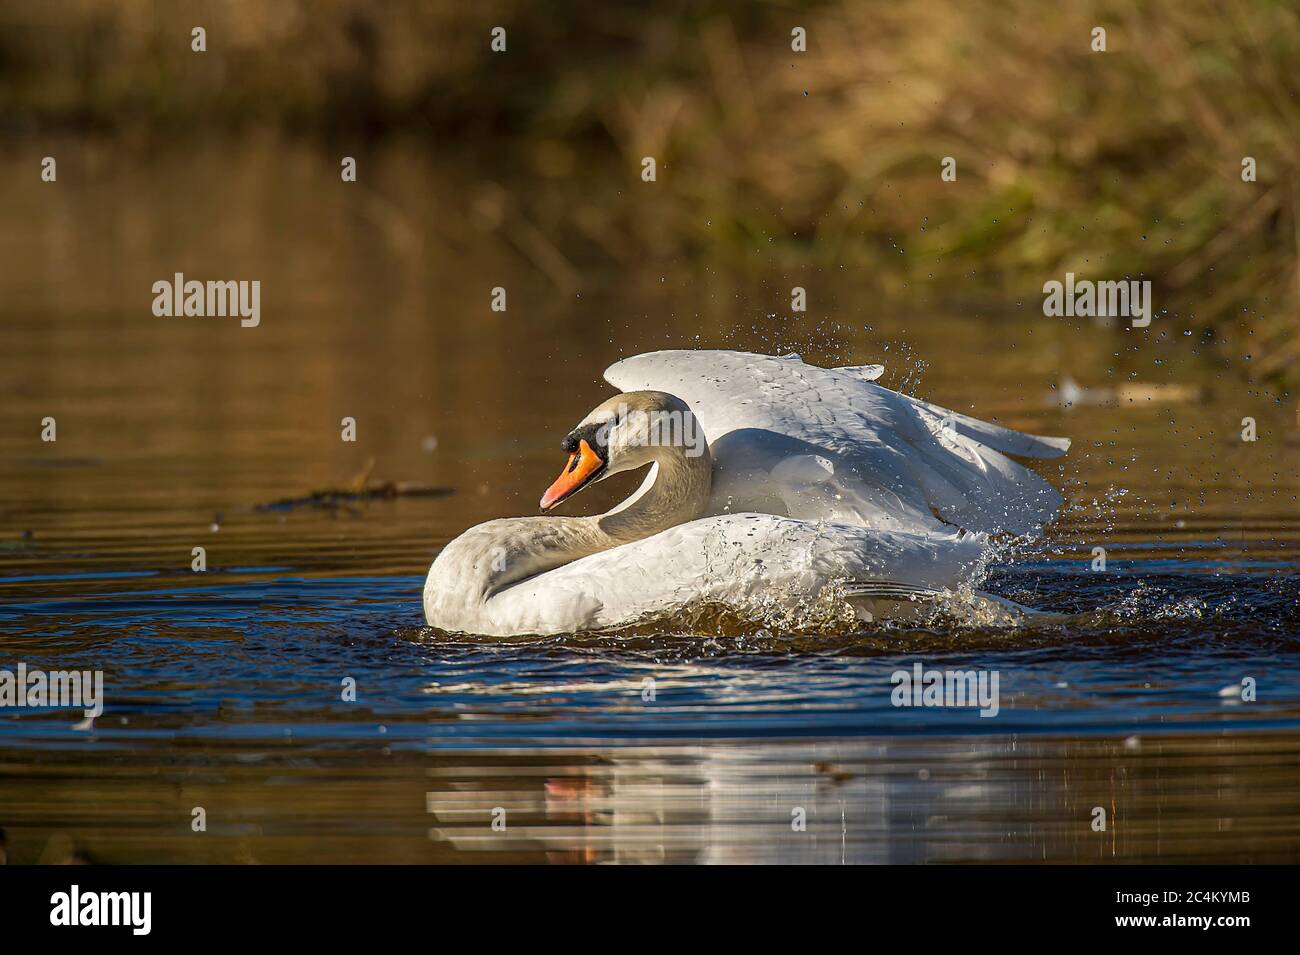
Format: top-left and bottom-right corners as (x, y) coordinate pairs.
(1, 139), (1298, 863)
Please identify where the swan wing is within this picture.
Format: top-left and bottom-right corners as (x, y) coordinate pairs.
(604, 349), (1069, 536)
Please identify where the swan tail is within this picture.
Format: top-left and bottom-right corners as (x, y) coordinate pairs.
(841, 582), (1071, 627)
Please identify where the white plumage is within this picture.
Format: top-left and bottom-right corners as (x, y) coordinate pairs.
(605, 350), (1068, 536)
(422, 350), (1069, 636)
(439, 514), (991, 635)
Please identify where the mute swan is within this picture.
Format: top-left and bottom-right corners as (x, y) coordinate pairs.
(422, 350), (1070, 636)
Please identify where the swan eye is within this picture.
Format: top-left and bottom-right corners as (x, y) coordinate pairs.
(562, 424), (610, 456)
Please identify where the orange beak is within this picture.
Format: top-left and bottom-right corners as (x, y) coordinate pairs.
(540, 439), (605, 511)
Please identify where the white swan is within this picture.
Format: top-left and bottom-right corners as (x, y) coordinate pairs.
(423, 350), (1070, 636)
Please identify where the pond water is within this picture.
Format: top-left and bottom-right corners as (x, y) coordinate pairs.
(1, 138), (1298, 863)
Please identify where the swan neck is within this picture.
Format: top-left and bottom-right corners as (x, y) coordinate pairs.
(597, 441), (712, 545)
(448, 436), (713, 605)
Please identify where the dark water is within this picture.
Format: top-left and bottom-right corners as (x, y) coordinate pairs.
(2, 139), (1299, 863)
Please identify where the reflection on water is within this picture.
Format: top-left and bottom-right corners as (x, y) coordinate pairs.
(4, 734), (1299, 864)
(1, 138), (1299, 863)
(426, 735), (1300, 864)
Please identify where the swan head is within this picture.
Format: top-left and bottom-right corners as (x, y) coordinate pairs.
(540, 390), (702, 511)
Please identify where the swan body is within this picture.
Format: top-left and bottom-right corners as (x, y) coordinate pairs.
(424, 513), (988, 636)
(423, 351), (1069, 636)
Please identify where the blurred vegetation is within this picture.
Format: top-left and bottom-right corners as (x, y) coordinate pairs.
(1, 0), (1297, 385)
